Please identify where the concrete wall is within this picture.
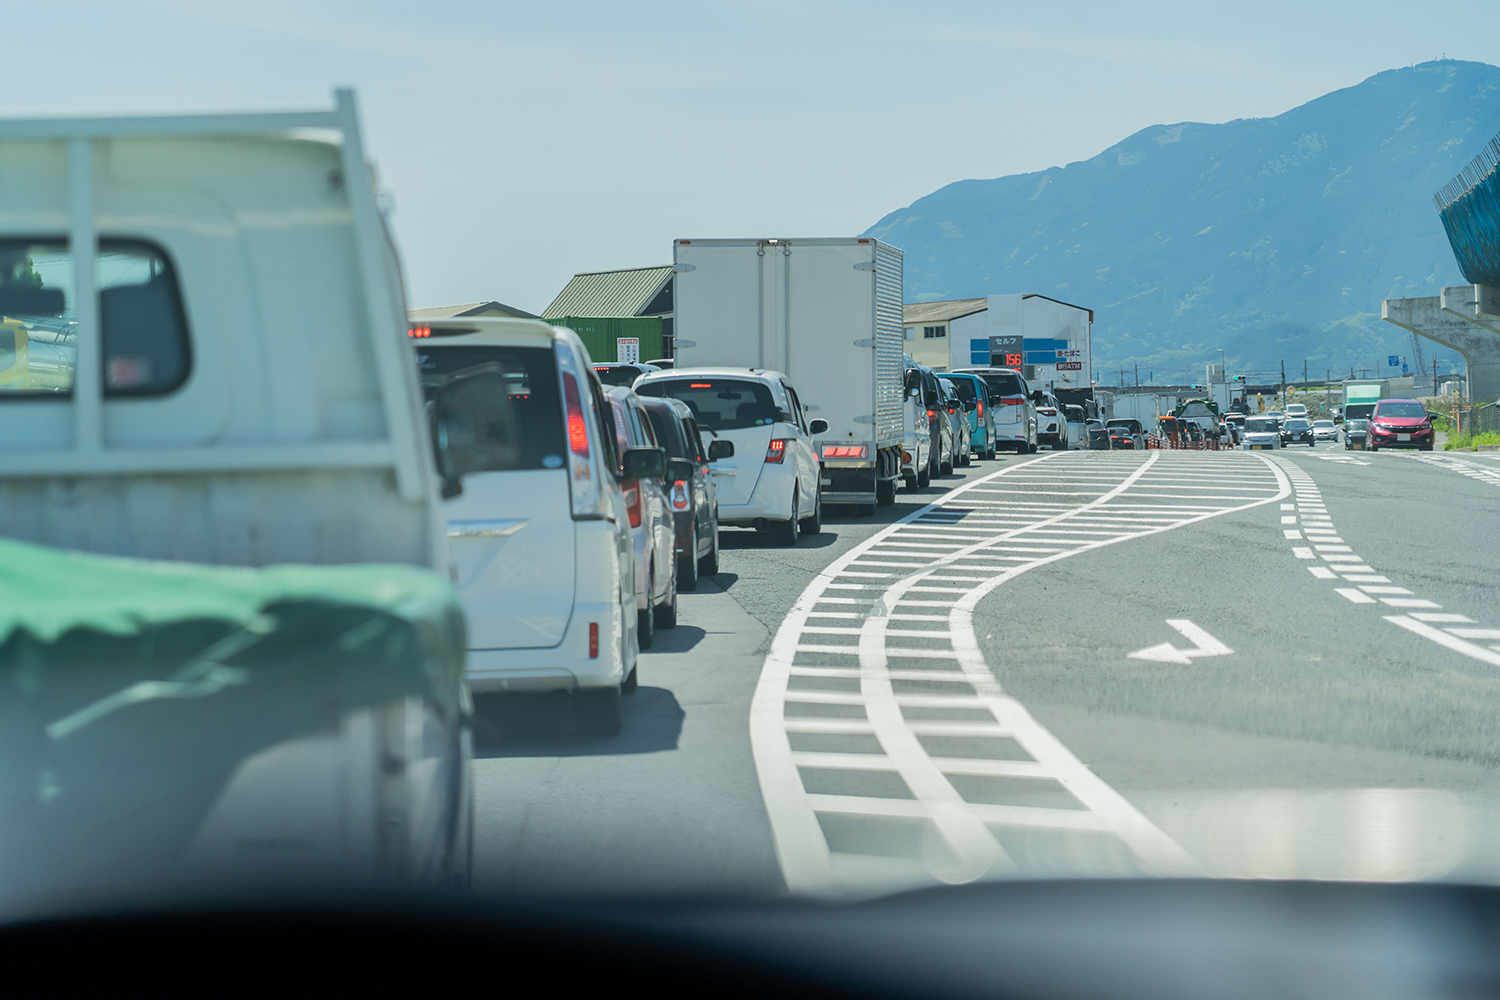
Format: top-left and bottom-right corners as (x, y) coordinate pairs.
(903, 320), (951, 369)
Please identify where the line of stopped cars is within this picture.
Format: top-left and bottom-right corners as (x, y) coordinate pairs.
(1235, 399), (1435, 451)
(417, 326), (1093, 734)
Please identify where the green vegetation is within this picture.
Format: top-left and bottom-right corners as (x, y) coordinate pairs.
(1444, 431), (1500, 451)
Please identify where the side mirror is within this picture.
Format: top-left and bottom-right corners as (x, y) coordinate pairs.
(708, 439), (735, 461)
(621, 447), (665, 480)
(965, 400), (977, 412)
(808, 418), (829, 435)
(667, 457), (695, 483)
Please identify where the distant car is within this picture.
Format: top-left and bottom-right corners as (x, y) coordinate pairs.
(1064, 405), (1088, 450)
(640, 396), (729, 592)
(1312, 419), (1338, 442)
(1344, 418), (1369, 450)
(1285, 403), (1308, 419)
(945, 372), (998, 460)
(1035, 391), (1069, 450)
(1241, 415), (1281, 450)
(937, 377), (970, 471)
(1280, 417), (1315, 447)
(635, 368), (825, 544)
(901, 366), (935, 489)
(593, 362), (662, 387)
(1266, 410), (1285, 427)
(1106, 418), (1146, 449)
(1086, 420), (1110, 450)
(643, 358), (675, 369)
(953, 367), (1038, 454)
(1366, 398), (1435, 451)
(605, 386), (679, 649)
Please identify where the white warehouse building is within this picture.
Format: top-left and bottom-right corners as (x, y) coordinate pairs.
(902, 293), (1093, 393)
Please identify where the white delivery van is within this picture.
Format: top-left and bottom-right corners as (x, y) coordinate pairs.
(0, 92), (469, 897)
(671, 238), (904, 511)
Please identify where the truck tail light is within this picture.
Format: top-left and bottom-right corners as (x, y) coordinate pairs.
(670, 480), (690, 511)
(821, 444), (867, 458)
(624, 484), (642, 527)
(902, 449), (912, 464)
(765, 439), (789, 463)
(589, 623), (599, 659)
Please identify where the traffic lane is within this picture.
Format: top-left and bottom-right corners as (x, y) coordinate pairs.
(710, 454), (1043, 636)
(973, 487), (1500, 788)
(1276, 450), (1500, 620)
(469, 576), (782, 899)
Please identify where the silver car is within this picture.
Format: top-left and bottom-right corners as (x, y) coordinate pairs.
(605, 386), (679, 650)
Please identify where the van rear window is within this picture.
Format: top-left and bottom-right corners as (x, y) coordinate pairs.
(947, 378), (977, 403)
(636, 379), (778, 431)
(415, 344), (565, 471)
(967, 372), (1024, 397)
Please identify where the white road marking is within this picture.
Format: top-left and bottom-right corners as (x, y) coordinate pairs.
(1336, 588), (1377, 604)
(751, 451), (1289, 895)
(1386, 616), (1500, 668)
(1292, 547), (1315, 559)
(1127, 620), (1234, 664)
(1308, 566), (1338, 579)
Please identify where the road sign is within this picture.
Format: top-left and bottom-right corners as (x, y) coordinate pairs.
(1128, 620), (1233, 664)
(1389, 355), (1400, 367)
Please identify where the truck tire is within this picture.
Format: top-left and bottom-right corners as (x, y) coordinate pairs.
(576, 686), (623, 737)
(917, 466), (930, 487)
(877, 478), (896, 505)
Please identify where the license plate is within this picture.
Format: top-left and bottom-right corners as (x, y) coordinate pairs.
(1351, 442), (1363, 450)
(1251, 444), (1266, 450)
(1398, 433), (1411, 442)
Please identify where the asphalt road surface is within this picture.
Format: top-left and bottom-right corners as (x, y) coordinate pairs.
(471, 443), (1500, 898)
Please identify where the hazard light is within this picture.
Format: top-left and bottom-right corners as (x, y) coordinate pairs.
(408, 325), (431, 338)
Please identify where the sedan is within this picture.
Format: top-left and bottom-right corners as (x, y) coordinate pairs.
(1312, 419), (1339, 442)
(1106, 419), (1146, 449)
(1280, 417), (1315, 447)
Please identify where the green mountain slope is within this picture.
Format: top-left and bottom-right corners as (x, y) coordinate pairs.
(866, 60), (1500, 383)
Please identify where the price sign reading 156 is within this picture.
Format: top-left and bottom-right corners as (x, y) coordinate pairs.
(989, 335), (1023, 368)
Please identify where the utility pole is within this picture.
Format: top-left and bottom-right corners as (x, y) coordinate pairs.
(1134, 363), (1139, 386)
(1280, 360), (1286, 406)
(1303, 359), (1309, 394)
(1433, 358), (1439, 397)
(1118, 368), (1126, 387)
(1358, 367), (1370, 378)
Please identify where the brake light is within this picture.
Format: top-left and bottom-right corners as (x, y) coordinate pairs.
(1038, 408), (1057, 416)
(976, 398), (984, 417)
(926, 408), (937, 424)
(1000, 396), (1025, 406)
(822, 444), (867, 458)
(670, 480), (690, 511)
(589, 623), (599, 659)
(407, 325), (431, 338)
(562, 372), (590, 459)
(690, 383), (712, 388)
(902, 450), (912, 464)
(765, 439), (789, 463)
(624, 484), (642, 527)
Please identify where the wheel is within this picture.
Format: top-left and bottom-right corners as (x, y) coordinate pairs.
(622, 665), (638, 695)
(698, 528), (720, 577)
(903, 473), (917, 491)
(940, 458), (953, 475)
(877, 477), (897, 506)
(800, 486), (823, 534)
(655, 585), (677, 629)
(961, 448), (971, 467)
(987, 446), (997, 460)
(678, 531), (699, 592)
(773, 488), (801, 546)
(637, 572), (656, 649)
(575, 686), (623, 737)
(1028, 441), (1039, 454)
(917, 465), (930, 487)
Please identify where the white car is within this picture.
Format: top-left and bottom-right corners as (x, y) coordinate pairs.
(1285, 403), (1308, 419)
(901, 365), (933, 489)
(1312, 419), (1339, 442)
(636, 368), (824, 545)
(415, 318), (643, 735)
(954, 367), (1038, 453)
(1064, 405), (1088, 450)
(1241, 415), (1282, 450)
(604, 385), (679, 650)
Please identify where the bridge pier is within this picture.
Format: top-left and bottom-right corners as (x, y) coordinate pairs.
(1383, 285), (1500, 403)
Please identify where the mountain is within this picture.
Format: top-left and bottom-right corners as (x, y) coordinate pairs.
(865, 60), (1500, 384)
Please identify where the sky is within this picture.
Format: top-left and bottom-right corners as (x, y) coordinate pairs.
(6, 1), (1500, 314)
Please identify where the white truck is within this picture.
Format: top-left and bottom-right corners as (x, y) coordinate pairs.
(0, 92), (470, 901)
(671, 237), (905, 509)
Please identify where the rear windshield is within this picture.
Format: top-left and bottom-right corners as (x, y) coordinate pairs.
(644, 405), (691, 459)
(1284, 419), (1310, 429)
(1107, 419), (1140, 430)
(593, 365), (643, 387)
(964, 371), (1024, 398)
(1375, 401), (1426, 419)
(415, 344), (565, 471)
(636, 378), (780, 431)
(947, 378), (978, 403)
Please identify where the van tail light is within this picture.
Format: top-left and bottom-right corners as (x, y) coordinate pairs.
(589, 623), (599, 659)
(976, 399), (984, 417)
(624, 483), (642, 527)
(765, 439), (789, 463)
(555, 344), (605, 520)
(670, 480), (690, 511)
(1000, 396), (1025, 406)
(926, 408), (937, 424)
(822, 444), (867, 459)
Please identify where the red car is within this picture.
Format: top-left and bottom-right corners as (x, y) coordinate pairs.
(1366, 398), (1434, 451)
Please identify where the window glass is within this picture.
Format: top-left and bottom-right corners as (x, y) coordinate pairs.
(0, 239), (190, 397)
(967, 371), (1024, 398)
(635, 378), (779, 431)
(948, 378), (977, 403)
(923, 325), (946, 339)
(1375, 401), (1426, 419)
(644, 406), (689, 460)
(416, 344), (565, 472)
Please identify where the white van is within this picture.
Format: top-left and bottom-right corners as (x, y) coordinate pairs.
(414, 318), (646, 734)
(636, 368), (825, 542)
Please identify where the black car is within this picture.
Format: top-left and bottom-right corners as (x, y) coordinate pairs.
(639, 396), (730, 591)
(1086, 420), (1110, 450)
(1344, 418), (1369, 450)
(1280, 417), (1315, 447)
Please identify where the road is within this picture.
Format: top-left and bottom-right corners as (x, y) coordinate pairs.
(471, 444), (1500, 898)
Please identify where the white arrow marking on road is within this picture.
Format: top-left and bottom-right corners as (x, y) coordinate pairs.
(1128, 619), (1233, 664)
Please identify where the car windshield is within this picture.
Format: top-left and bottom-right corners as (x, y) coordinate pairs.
(635, 377), (780, 430)
(1246, 419), (1278, 432)
(1376, 401), (1427, 419)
